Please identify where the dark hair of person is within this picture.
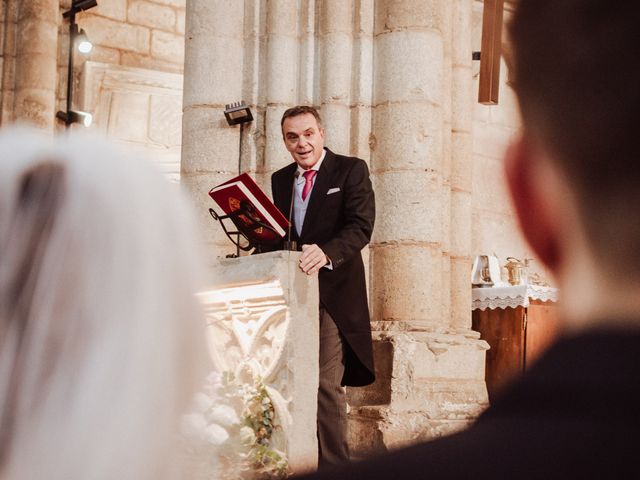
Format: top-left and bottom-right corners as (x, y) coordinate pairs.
(509, 0), (640, 276)
(280, 106), (323, 132)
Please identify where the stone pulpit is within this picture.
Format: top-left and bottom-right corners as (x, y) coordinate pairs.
(198, 251), (319, 473)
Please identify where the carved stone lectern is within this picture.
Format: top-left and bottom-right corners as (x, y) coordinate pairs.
(199, 251), (319, 473)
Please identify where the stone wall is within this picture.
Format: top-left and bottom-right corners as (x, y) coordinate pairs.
(0, 0), (58, 129)
(0, 0), (17, 125)
(68, 0), (186, 178)
(78, 61), (184, 180)
(0, 0), (186, 135)
(73, 0), (185, 75)
(470, 1), (549, 281)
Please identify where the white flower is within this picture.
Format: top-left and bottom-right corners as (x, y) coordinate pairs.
(203, 423), (230, 446)
(202, 371), (224, 396)
(181, 412), (208, 439)
(239, 426), (256, 445)
(180, 370), (289, 478)
(206, 371), (223, 386)
(208, 404), (240, 427)
(192, 392), (213, 413)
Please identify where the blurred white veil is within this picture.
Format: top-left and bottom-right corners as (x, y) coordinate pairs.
(0, 128), (209, 480)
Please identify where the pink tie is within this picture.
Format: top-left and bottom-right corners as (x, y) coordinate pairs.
(301, 170), (317, 201)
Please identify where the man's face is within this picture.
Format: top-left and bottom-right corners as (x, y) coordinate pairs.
(282, 113), (325, 170)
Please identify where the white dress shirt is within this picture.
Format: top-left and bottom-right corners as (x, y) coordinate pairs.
(293, 150), (333, 269)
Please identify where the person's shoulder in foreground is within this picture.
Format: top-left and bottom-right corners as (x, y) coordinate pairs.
(295, 326), (640, 480)
(295, 0), (640, 477)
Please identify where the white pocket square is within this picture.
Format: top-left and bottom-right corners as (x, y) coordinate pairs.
(327, 187), (341, 195)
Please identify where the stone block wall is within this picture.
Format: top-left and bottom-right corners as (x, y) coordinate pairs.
(470, 1), (549, 281)
(51, 1), (187, 178)
(0, 0), (17, 125)
(1, 0), (58, 129)
(77, 61), (183, 180)
(0, 0), (186, 132)
(74, 0), (185, 74)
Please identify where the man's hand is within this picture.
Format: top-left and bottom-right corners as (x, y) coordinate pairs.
(299, 244), (328, 275)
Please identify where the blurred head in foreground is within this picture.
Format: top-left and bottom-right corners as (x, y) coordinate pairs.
(291, 2), (640, 480)
(506, 0), (640, 329)
(0, 128), (207, 480)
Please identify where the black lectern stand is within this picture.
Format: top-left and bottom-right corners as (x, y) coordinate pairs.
(209, 201), (280, 256)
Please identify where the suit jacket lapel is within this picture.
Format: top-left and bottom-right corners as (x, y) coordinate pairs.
(300, 148), (334, 239)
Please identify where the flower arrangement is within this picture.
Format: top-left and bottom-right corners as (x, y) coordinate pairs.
(181, 370), (289, 480)
(243, 378), (288, 478)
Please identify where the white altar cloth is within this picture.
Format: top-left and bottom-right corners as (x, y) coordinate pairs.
(472, 284), (558, 311)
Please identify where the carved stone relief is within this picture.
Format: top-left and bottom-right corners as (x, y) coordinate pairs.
(198, 280), (294, 451)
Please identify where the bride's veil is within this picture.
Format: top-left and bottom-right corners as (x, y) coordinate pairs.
(0, 128), (208, 480)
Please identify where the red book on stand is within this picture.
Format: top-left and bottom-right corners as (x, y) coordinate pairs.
(208, 173), (289, 243)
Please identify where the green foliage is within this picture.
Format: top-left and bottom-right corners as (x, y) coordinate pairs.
(242, 379), (289, 479)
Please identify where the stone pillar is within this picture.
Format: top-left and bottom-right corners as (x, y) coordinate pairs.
(181, 0), (245, 262)
(370, 0), (446, 332)
(318, 0), (352, 154)
(1, 0), (17, 125)
(263, 0), (299, 175)
(450, 0), (474, 330)
(441, 0), (454, 327)
(349, 0), (488, 456)
(13, 0), (58, 130)
(239, 0), (263, 178)
(297, 0), (316, 106)
(350, 0), (374, 161)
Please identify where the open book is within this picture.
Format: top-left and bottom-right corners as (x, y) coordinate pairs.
(208, 173), (289, 244)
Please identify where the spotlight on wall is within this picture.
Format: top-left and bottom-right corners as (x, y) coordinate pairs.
(76, 28), (93, 54)
(224, 101), (253, 126)
(56, 110), (93, 127)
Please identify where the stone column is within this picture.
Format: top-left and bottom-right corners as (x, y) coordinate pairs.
(263, 0), (299, 175)
(239, 0), (263, 179)
(181, 0), (245, 262)
(13, 0), (58, 130)
(370, 0), (446, 332)
(1, 0), (17, 125)
(441, 0), (454, 327)
(349, 0), (488, 456)
(350, 0), (374, 161)
(297, 0), (315, 106)
(450, 0), (474, 330)
(317, 0), (352, 154)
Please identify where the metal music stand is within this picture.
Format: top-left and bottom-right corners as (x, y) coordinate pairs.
(209, 200), (280, 256)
